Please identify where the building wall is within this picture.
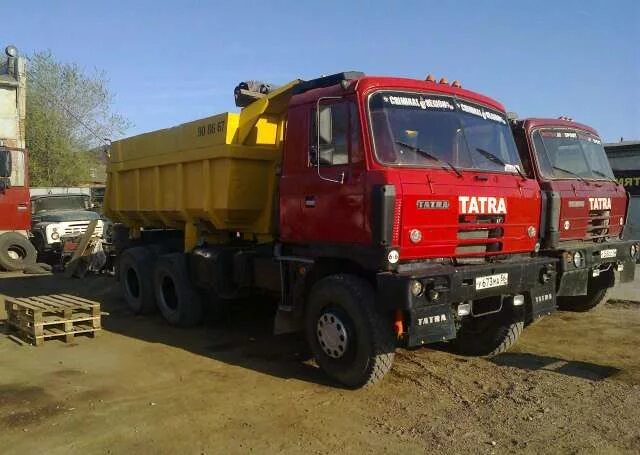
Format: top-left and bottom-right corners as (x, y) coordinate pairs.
(0, 53), (26, 149)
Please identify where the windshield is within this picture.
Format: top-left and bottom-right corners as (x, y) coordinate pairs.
(0, 149), (11, 178)
(32, 195), (89, 213)
(368, 91), (522, 173)
(531, 129), (614, 180)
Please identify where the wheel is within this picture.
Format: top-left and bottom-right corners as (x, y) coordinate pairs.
(22, 264), (49, 275)
(557, 270), (612, 312)
(118, 247), (156, 314)
(153, 253), (203, 327)
(452, 305), (524, 357)
(0, 232), (37, 271)
(305, 274), (396, 388)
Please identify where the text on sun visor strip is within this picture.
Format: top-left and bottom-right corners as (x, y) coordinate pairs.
(383, 95), (506, 124)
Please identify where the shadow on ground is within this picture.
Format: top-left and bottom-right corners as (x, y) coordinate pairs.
(490, 352), (620, 381)
(0, 273), (336, 387)
(0, 273), (623, 387)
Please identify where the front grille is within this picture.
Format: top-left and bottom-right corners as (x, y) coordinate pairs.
(455, 215), (504, 259)
(62, 222), (103, 237)
(586, 209), (610, 241)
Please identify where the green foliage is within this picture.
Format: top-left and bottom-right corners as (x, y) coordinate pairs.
(26, 51), (130, 186)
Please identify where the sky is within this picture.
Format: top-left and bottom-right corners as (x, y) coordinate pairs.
(3, 0), (639, 142)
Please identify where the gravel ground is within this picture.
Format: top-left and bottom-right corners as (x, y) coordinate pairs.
(0, 272), (639, 454)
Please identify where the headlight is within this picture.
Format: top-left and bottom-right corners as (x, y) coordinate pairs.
(631, 244), (637, 259)
(573, 251), (585, 268)
(409, 229), (422, 243)
(527, 226), (536, 238)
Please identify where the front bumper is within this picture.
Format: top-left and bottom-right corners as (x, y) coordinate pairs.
(555, 240), (637, 296)
(377, 256), (557, 347)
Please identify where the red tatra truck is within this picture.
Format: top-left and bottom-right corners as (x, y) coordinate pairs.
(511, 118), (637, 311)
(0, 45), (37, 271)
(105, 72), (557, 387)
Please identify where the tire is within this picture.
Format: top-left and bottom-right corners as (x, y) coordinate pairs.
(153, 253), (203, 327)
(557, 277), (610, 312)
(118, 247), (156, 314)
(37, 262), (53, 272)
(452, 306), (524, 357)
(22, 264), (49, 275)
(305, 274), (396, 388)
(0, 232), (37, 271)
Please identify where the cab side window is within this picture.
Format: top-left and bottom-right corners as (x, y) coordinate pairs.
(309, 103), (349, 166)
(532, 131), (554, 177)
(10, 150), (25, 186)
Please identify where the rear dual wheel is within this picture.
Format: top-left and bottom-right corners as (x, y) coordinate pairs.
(119, 247), (157, 314)
(305, 274), (396, 388)
(119, 247), (203, 327)
(153, 253), (203, 327)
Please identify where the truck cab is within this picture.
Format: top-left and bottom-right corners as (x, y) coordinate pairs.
(511, 118), (637, 311)
(30, 193), (104, 253)
(0, 45), (37, 271)
(276, 75), (557, 369)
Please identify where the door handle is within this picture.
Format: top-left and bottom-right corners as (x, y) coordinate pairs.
(304, 196), (316, 208)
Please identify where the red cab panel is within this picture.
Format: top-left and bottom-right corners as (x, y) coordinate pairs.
(0, 148), (30, 232)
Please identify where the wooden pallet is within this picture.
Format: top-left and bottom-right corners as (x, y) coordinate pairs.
(4, 294), (101, 346)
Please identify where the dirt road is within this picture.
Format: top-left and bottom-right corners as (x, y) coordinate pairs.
(1, 273), (639, 454)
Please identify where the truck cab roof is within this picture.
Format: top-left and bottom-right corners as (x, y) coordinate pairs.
(514, 118), (599, 137)
(290, 74), (506, 113)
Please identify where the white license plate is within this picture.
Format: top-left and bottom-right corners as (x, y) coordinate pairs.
(600, 249), (617, 259)
(475, 273), (508, 290)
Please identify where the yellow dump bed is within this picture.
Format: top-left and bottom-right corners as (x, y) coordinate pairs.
(104, 81), (299, 243)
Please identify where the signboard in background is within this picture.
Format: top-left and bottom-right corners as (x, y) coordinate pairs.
(614, 171), (640, 196)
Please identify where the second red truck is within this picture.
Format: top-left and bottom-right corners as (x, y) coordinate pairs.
(511, 117), (636, 310)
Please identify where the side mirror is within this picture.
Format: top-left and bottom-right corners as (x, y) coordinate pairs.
(315, 97), (345, 184)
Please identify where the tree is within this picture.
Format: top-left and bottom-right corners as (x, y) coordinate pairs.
(25, 51), (130, 186)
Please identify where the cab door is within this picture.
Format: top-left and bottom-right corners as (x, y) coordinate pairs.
(280, 99), (367, 245)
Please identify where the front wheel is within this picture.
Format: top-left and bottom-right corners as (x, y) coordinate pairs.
(557, 271), (612, 312)
(305, 274), (396, 388)
(452, 305), (524, 357)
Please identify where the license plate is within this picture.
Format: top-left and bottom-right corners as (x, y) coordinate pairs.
(475, 273), (508, 290)
(600, 249), (617, 259)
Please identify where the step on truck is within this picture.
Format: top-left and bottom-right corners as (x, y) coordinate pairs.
(511, 117), (637, 311)
(105, 72), (557, 387)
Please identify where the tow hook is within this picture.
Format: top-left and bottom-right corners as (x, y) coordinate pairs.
(540, 265), (554, 284)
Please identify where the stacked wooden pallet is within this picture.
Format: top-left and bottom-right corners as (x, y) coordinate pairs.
(4, 294), (101, 346)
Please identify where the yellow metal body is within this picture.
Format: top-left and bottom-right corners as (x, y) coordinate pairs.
(104, 81), (300, 250)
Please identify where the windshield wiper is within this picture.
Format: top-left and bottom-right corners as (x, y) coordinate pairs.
(475, 148), (526, 179)
(394, 141), (463, 177)
(591, 169), (617, 183)
(552, 165), (588, 183)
